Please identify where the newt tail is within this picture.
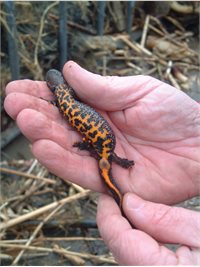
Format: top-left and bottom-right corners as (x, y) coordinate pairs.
(99, 157), (123, 209)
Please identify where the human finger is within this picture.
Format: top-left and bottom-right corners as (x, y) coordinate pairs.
(32, 139), (105, 193)
(5, 79), (52, 99)
(4, 92), (64, 125)
(63, 60), (165, 111)
(97, 194), (181, 265)
(124, 193), (200, 248)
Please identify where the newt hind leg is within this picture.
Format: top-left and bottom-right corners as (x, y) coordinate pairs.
(112, 152), (134, 168)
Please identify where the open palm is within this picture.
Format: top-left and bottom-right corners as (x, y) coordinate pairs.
(108, 77), (200, 205)
(4, 61), (200, 206)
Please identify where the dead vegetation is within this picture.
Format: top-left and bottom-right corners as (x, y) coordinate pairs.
(0, 159), (114, 265)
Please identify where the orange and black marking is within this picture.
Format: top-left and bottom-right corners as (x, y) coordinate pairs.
(46, 69), (134, 212)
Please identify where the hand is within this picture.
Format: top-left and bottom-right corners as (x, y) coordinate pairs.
(4, 61), (200, 265)
(97, 193), (200, 265)
(4, 60), (200, 203)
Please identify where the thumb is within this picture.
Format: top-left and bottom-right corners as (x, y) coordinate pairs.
(63, 60), (157, 111)
(124, 193), (200, 248)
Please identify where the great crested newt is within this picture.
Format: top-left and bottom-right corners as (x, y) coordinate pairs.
(46, 69), (134, 214)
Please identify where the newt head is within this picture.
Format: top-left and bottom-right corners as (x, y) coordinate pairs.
(46, 69), (65, 92)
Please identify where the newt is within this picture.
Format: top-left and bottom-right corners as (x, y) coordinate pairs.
(46, 69), (134, 214)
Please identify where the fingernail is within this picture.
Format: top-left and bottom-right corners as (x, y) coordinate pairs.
(126, 194), (145, 211)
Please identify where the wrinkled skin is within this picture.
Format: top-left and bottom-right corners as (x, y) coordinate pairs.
(4, 61), (200, 265)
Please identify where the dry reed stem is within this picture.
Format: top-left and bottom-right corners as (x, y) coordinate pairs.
(0, 167), (56, 185)
(150, 15), (169, 35)
(53, 244), (85, 265)
(149, 24), (165, 37)
(165, 16), (185, 32)
(119, 35), (141, 54)
(2, 237), (103, 243)
(140, 15), (150, 47)
(168, 73), (181, 90)
(0, 190), (91, 231)
(0, 243), (116, 264)
(102, 55), (107, 76)
(126, 62), (142, 73)
(170, 2), (200, 14)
